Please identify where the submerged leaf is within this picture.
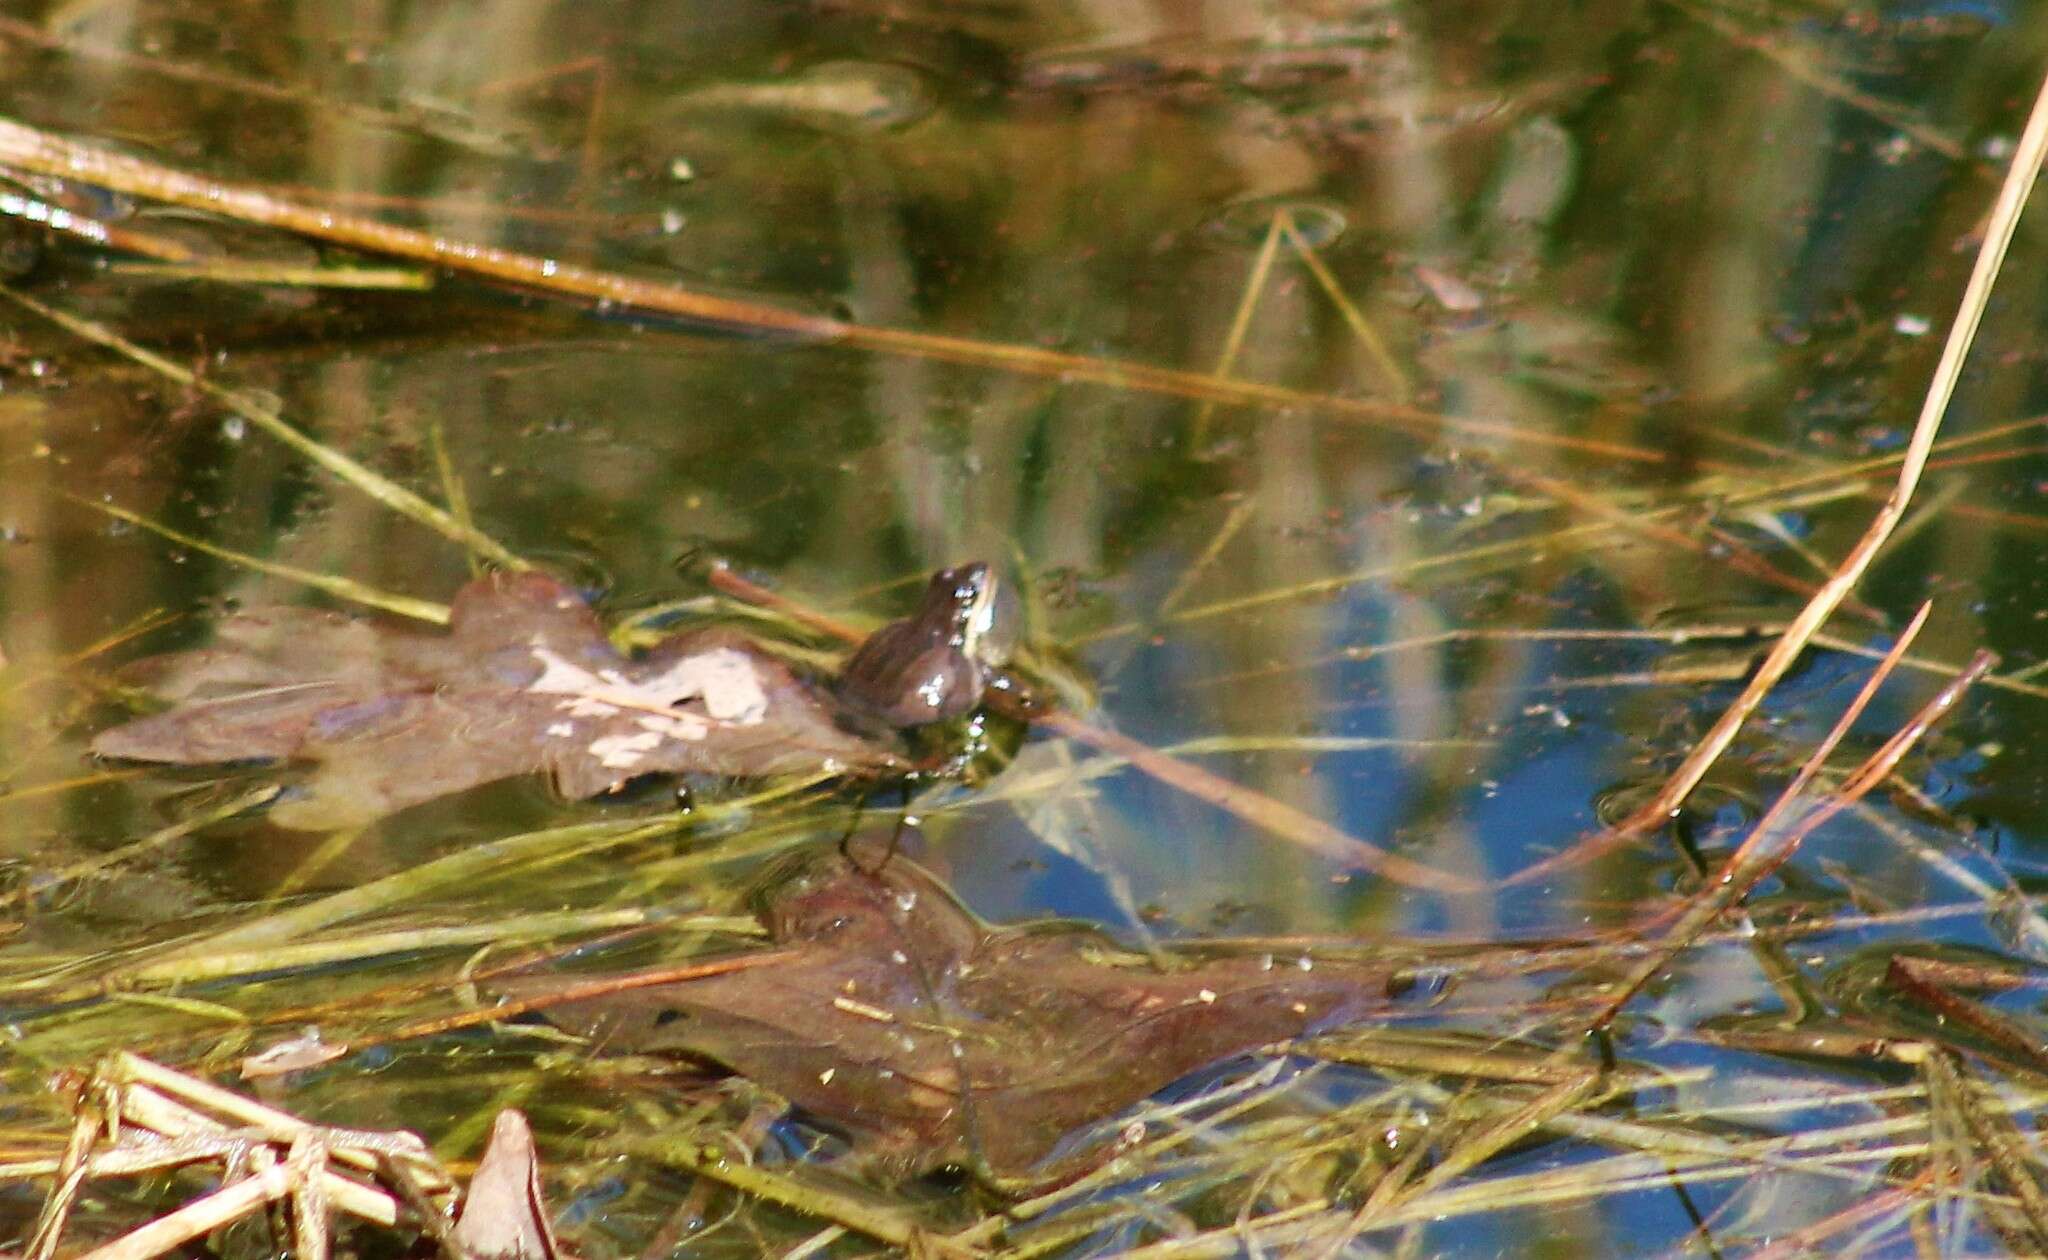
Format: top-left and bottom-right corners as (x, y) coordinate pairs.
(506, 849), (1396, 1187)
(238, 1026), (347, 1079)
(92, 572), (902, 829)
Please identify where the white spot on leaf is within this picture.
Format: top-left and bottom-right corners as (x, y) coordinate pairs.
(526, 643), (769, 766)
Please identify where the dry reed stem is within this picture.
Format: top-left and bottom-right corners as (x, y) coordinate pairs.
(104, 259), (433, 289)
(1316, 1072), (1601, 1252)
(0, 115), (1664, 465)
(1490, 461), (1886, 620)
(1508, 63), (2048, 887)
(1625, 600), (1933, 943)
(68, 1082), (408, 1230)
(1922, 1049), (2048, 1251)
(1033, 711), (1476, 894)
(1718, 649), (1992, 899)
(74, 1163), (296, 1260)
(1133, 416), (2048, 637)
(1718, 616), (1934, 882)
(1888, 957), (2048, 1074)
(1586, 646), (1995, 1033)
(1157, 500), (1256, 615)
(1187, 215), (1285, 444)
(1277, 209), (1412, 401)
(109, 1054), (443, 1183)
(0, 188), (199, 262)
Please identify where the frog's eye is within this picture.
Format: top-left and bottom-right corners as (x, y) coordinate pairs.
(947, 563), (989, 606)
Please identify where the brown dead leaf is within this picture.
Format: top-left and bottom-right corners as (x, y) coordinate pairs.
(454, 1109), (561, 1260)
(92, 572), (902, 829)
(505, 849), (1397, 1189)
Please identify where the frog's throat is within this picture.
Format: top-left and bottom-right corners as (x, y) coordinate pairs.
(961, 572), (1000, 653)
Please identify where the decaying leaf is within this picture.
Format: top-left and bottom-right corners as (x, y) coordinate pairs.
(92, 572), (903, 829)
(454, 1110), (561, 1260)
(505, 849), (1397, 1188)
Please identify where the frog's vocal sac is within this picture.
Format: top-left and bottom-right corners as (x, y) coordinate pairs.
(835, 563), (1017, 728)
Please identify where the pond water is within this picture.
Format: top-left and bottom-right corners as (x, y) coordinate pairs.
(2, 1), (2047, 1256)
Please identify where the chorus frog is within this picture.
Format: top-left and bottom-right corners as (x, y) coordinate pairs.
(836, 563), (1017, 728)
